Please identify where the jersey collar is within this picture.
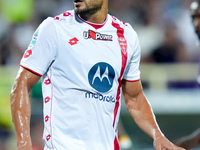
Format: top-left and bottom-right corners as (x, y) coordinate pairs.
(76, 12), (108, 30)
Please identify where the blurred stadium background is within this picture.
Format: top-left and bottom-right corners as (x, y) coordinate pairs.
(0, 0), (200, 149)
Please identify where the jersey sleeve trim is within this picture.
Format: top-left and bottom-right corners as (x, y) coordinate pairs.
(123, 79), (140, 82)
(20, 65), (42, 77)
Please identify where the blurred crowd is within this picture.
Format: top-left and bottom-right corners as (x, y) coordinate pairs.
(0, 0), (200, 150)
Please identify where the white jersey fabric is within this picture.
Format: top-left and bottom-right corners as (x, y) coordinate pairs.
(20, 10), (141, 150)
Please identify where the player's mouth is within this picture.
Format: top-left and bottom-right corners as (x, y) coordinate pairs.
(74, 0), (83, 6)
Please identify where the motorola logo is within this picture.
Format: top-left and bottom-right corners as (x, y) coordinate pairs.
(88, 62), (115, 93)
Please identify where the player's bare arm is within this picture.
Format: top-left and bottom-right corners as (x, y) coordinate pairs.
(10, 67), (41, 150)
(122, 80), (185, 150)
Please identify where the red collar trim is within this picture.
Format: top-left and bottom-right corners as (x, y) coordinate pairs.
(77, 14), (108, 30)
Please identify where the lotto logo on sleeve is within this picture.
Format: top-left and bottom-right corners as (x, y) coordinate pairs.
(24, 50), (32, 58)
(88, 62), (115, 93)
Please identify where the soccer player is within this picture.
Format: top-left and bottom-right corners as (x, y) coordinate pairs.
(176, 0), (200, 149)
(10, 0), (185, 150)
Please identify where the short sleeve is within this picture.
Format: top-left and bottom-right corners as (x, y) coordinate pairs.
(20, 17), (57, 76)
(123, 28), (141, 82)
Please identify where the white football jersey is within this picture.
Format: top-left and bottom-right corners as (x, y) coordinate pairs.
(20, 10), (141, 150)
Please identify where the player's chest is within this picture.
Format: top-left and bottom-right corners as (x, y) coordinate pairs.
(56, 27), (123, 69)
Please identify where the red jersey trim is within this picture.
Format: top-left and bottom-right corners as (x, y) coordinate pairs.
(112, 20), (128, 150)
(49, 66), (54, 148)
(77, 14), (108, 30)
(20, 65), (42, 77)
(114, 136), (120, 150)
(123, 79), (140, 82)
(112, 21), (128, 128)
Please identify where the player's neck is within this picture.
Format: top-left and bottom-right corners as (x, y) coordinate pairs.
(78, 3), (108, 24)
(79, 13), (107, 24)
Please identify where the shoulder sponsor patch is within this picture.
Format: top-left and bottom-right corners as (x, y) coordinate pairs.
(28, 29), (39, 48)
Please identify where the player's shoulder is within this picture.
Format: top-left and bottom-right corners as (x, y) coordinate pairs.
(53, 10), (74, 22)
(39, 10), (74, 31)
(109, 14), (137, 36)
(36, 16), (56, 33)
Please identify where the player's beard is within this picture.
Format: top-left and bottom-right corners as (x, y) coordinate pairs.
(196, 31), (200, 40)
(75, 0), (103, 17)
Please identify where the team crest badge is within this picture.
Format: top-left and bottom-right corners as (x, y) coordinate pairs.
(118, 37), (127, 55)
